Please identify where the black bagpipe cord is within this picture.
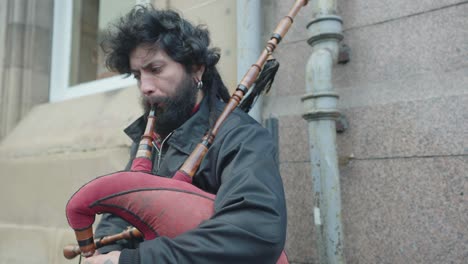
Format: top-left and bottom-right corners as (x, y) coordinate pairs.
(239, 58), (280, 113)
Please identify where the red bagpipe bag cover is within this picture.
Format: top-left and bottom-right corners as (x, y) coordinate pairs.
(66, 158), (288, 263)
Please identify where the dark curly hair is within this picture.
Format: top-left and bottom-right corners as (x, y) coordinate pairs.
(101, 5), (230, 125)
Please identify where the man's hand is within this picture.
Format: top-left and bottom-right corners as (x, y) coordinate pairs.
(82, 251), (120, 264)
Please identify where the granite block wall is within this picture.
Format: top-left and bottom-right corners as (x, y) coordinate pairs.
(263, 0), (468, 263)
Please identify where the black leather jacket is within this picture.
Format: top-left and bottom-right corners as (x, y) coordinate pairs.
(96, 98), (287, 264)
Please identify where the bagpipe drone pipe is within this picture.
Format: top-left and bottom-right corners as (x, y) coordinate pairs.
(65, 0), (310, 262)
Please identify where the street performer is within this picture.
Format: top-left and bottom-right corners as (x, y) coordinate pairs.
(84, 5), (287, 264)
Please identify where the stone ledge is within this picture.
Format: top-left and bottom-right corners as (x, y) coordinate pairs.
(0, 86), (142, 159)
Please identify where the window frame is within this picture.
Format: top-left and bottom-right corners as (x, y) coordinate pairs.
(50, 0), (247, 104)
(49, 0), (147, 102)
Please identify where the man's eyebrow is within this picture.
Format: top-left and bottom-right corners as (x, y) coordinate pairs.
(142, 59), (165, 69)
(130, 59), (166, 73)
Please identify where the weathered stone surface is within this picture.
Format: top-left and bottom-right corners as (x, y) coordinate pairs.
(34, 0), (54, 29)
(340, 156), (467, 264)
(170, 0), (238, 90)
(0, 0), (53, 140)
(0, 224), (78, 264)
(280, 162), (317, 264)
(0, 147), (130, 228)
(262, 0), (468, 43)
(0, 87), (142, 229)
(4, 24), (52, 73)
(0, 225), (56, 264)
(336, 94), (467, 159)
(0, 86), (141, 159)
(336, 67), (468, 109)
(0, 1), (7, 69)
(268, 88), (468, 168)
(7, 0), (53, 28)
(0, 67), (24, 137)
(263, 66), (468, 119)
(266, 41), (310, 97)
(338, 0), (467, 30)
(335, 3), (468, 88)
(264, 3), (468, 100)
(278, 133), (467, 264)
(278, 115), (310, 163)
(27, 71), (50, 108)
(260, 0), (316, 43)
(263, 94), (304, 118)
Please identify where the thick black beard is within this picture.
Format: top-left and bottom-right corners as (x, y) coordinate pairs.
(141, 75), (197, 137)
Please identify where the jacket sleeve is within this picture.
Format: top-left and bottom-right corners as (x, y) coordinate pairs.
(95, 142), (142, 254)
(119, 123), (287, 264)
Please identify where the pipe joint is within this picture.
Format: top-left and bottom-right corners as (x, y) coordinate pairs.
(302, 109), (341, 121)
(301, 92), (340, 121)
(306, 15), (343, 46)
(302, 91), (339, 100)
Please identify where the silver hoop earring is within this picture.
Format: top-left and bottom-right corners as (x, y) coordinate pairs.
(196, 80), (203, 90)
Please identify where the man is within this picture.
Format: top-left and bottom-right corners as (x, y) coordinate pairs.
(85, 5), (286, 264)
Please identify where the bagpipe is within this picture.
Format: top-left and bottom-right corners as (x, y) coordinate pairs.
(64, 0), (309, 262)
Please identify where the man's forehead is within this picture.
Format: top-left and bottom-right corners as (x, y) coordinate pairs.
(130, 45), (169, 68)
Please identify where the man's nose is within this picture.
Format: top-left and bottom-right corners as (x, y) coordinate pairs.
(139, 73), (156, 96)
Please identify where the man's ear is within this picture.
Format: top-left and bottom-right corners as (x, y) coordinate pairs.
(192, 65), (205, 81)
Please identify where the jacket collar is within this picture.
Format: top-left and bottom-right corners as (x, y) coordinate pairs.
(124, 97), (210, 155)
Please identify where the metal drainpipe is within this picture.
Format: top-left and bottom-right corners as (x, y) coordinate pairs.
(301, 0), (345, 263)
(237, 0), (262, 123)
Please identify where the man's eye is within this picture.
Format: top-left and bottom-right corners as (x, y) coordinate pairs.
(151, 67), (162, 74)
(133, 74), (140, 80)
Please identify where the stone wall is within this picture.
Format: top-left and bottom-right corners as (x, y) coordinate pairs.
(0, 0), (53, 140)
(262, 0), (467, 263)
(0, 87), (141, 264)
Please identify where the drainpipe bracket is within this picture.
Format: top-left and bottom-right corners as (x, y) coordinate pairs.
(338, 43), (351, 64)
(306, 15), (343, 46)
(335, 114), (349, 133)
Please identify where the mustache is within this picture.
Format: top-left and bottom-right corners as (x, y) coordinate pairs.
(141, 95), (169, 111)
